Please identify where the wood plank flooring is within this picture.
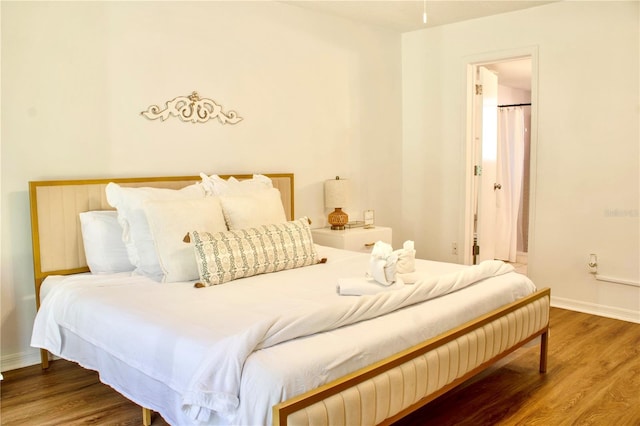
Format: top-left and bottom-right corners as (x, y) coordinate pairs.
(1, 307), (638, 425)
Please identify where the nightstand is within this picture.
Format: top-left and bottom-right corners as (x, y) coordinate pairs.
(311, 226), (392, 253)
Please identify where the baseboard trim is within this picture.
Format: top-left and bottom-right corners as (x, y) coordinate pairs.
(1, 348), (43, 372)
(551, 296), (640, 324)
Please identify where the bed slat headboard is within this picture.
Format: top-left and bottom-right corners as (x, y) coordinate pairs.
(29, 173), (294, 307)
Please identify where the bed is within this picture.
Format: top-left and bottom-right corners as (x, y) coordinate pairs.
(29, 173), (550, 426)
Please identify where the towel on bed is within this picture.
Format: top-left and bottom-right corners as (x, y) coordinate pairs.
(396, 240), (416, 274)
(365, 240), (416, 286)
(368, 241), (398, 285)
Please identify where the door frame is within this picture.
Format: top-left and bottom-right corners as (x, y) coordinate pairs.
(461, 46), (539, 268)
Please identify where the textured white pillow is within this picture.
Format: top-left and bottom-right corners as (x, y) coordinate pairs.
(79, 211), (135, 274)
(199, 173), (273, 196)
(220, 188), (287, 230)
(105, 182), (205, 281)
(191, 217), (319, 286)
(144, 197), (227, 283)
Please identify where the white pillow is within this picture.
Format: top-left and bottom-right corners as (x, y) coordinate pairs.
(79, 211), (134, 274)
(105, 182), (205, 281)
(144, 197), (227, 283)
(199, 173), (273, 196)
(220, 188), (287, 230)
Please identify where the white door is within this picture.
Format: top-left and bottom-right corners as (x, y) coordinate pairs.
(474, 66), (499, 262)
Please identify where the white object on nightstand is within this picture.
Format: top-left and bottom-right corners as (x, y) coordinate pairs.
(311, 226), (392, 253)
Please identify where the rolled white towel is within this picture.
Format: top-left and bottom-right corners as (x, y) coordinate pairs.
(395, 240), (416, 275)
(368, 257), (397, 285)
(369, 241), (399, 285)
(337, 276), (404, 296)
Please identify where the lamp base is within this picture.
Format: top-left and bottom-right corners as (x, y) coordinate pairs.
(328, 208), (348, 230)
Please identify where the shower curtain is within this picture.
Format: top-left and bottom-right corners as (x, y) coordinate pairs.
(494, 107), (525, 262)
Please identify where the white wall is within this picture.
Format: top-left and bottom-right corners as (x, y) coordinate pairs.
(0, 1), (402, 370)
(498, 85), (530, 105)
(402, 1), (639, 321)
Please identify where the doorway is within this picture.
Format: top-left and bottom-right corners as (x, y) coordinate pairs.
(463, 51), (537, 276)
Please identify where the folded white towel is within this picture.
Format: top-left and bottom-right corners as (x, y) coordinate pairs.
(337, 276), (405, 296)
(395, 240), (416, 275)
(371, 240), (393, 259)
(367, 240), (416, 286)
(369, 241), (399, 285)
(368, 257), (397, 285)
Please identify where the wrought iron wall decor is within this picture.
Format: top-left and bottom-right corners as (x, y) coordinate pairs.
(141, 91), (242, 124)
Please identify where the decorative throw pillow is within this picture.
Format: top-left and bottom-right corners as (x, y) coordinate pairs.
(191, 217), (319, 286)
(199, 173), (273, 196)
(79, 210), (135, 274)
(144, 197), (227, 283)
(105, 182), (205, 280)
(219, 188), (287, 230)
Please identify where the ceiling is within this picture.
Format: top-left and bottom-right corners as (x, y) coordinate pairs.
(283, 1), (556, 33)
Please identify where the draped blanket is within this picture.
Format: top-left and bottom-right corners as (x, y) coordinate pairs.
(31, 258), (516, 423)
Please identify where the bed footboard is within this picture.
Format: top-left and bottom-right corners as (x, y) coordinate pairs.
(273, 288), (550, 426)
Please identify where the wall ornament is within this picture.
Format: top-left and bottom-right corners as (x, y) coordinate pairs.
(141, 91), (242, 124)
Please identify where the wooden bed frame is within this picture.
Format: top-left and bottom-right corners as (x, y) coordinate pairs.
(29, 173), (550, 426)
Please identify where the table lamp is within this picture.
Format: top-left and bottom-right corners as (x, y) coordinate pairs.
(324, 176), (349, 230)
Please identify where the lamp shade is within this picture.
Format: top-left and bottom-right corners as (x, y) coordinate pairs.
(324, 177), (349, 208)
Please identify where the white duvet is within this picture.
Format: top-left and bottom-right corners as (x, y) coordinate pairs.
(31, 246), (535, 425)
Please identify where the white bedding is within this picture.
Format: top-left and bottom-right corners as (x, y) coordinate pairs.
(32, 245), (536, 425)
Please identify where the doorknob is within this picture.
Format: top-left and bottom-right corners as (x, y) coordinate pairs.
(494, 183), (502, 190)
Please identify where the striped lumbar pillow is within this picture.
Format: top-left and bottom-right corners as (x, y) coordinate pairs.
(191, 217), (319, 286)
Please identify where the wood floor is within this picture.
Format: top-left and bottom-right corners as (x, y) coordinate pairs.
(1, 307), (639, 425)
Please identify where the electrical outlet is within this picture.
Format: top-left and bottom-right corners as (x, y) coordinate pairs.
(451, 242), (458, 255)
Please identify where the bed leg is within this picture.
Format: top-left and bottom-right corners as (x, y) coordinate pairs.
(539, 328), (549, 373)
(142, 407), (152, 426)
(40, 349), (49, 369)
